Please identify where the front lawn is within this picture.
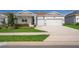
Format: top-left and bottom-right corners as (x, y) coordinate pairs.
(64, 23), (79, 29)
(0, 35), (49, 42)
(0, 27), (45, 32)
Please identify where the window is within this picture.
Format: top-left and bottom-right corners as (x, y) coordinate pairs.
(22, 19), (27, 22)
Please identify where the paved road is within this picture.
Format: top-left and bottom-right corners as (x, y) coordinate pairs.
(37, 26), (79, 42)
(1, 42), (79, 48)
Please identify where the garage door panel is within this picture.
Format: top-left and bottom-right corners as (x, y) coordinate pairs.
(37, 19), (63, 26)
(46, 20), (62, 25)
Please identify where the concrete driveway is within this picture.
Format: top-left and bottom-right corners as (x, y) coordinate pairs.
(37, 26), (79, 42)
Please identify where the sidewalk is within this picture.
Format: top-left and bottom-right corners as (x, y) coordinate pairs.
(0, 32), (49, 35)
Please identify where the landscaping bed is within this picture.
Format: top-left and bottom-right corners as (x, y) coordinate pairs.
(0, 35), (49, 42)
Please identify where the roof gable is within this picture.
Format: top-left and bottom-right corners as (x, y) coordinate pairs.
(15, 10), (36, 16)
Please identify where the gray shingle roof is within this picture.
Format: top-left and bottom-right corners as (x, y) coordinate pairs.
(71, 10), (79, 14)
(15, 11), (36, 16)
(66, 10), (79, 16)
(36, 11), (64, 17)
(48, 11), (64, 17)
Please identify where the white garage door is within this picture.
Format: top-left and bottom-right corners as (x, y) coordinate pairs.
(37, 16), (64, 26)
(46, 20), (63, 26)
(37, 19), (45, 26)
(37, 19), (63, 26)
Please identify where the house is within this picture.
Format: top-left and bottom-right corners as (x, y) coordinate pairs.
(65, 10), (79, 24)
(36, 11), (64, 26)
(0, 11), (37, 27)
(14, 12), (37, 27)
(0, 11), (65, 26)
(0, 13), (7, 25)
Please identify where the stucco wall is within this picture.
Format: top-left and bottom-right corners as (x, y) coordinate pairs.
(0, 18), (4, 25)
(76, 16), (79, 23)
(16, 16), (32, 25)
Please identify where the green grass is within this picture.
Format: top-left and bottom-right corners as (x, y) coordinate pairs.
(0, 35), (49, 42)
(0, 27), (45, 32)
(64, 24), (79, 29)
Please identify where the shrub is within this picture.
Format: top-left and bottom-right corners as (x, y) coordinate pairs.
(0, 27), (2, 29)
(34, 25), (36, 27)
(15, 24), (29, 27)
(5, 25), (8, 28)
(74, 23), (79, 25)
(14, 26), (19, 29)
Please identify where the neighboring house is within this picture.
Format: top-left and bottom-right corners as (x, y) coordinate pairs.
(65, 11), (79, 24)
(0, 11), (65, 26)
(36, 11), (64, 26)
(0, 13), (7, 25)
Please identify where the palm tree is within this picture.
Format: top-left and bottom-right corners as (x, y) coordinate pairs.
(8, 13), (14, 26)
(7, 13), (17, 28)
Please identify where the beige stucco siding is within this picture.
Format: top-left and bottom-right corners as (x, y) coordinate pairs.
(16, 16), (32, 25)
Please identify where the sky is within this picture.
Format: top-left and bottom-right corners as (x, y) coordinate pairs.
(0, 10), (74, 15)
(30, 10), (74, 15)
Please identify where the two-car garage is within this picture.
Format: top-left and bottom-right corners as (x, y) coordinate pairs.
(37, 16), (64, 26)
(36, 12), (64, 26)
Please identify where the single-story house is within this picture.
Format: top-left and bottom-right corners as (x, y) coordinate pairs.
(0, 12), (37, 27)
(0, 11), (65, 26)
(65, 11), (79, 24)
(14, 12), (37, 27)
(36, 11), (65, 26)
(0, 13), (7, 25)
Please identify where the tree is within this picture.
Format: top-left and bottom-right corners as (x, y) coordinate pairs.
(7, 13), (15, 27)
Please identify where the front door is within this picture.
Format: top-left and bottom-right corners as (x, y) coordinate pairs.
(32, 16), (34, 25)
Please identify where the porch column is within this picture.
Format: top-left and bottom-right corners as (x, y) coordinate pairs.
(34, 16), (37, 25)
(29, 16), (34, 27)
